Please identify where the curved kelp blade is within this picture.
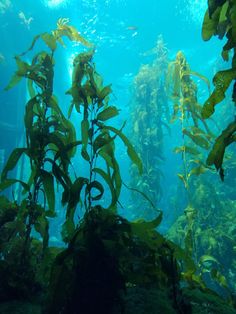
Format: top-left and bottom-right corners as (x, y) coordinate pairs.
(92, 167), (117, 210)
(40, 170), (55, 214)
(206, 121), (236, 180)
(201, 69), (236, 119)
(104, 125), (143, 174)
(131, 213), (164, 250)
(0, 179), (30, 192)
(1, 148), (28, 181)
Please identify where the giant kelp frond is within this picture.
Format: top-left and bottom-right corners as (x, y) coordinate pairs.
(206, 121), (236, 180)
(202, 69), (236, 119)
(18, 18), (94, 57)
(201, 0), (236, 178)
(52, 17), (94, 48)
(167, 51), (213, 190)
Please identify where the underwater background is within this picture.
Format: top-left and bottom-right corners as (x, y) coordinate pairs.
(1, 0), (236, 313)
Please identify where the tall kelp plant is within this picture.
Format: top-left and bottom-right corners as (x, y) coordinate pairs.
(0, 18), (233, 314)
(201, 0), (236, 180)
(0, 18), (94, 300)
(129, 35), (169, 218)
(166, 51), (235, 296)
(0, 17), (176, 314)
(166, 51), (213, 191)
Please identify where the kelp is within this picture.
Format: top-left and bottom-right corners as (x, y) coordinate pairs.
(167, 51), (213, 190)
(17, 17), (94, 58)
(201, 0), (236, 178)
(0, 19), (143, 302)
(62, 49), (142, 241)
(46, 206), (191, 314)
(206, 121), (236, 180)
(167, 180), (236, 297)
(129, 35), (169, 218)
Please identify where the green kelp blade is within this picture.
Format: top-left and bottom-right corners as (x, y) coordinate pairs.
(132, 212), (163, 230)
(104, 125), (143, 174)
(217, 1), (229, 38)
(67, 177), (88, 211)
(202, 69), (236, 119)
(61, 218), (75, 243)
(5, 57), (30, 90)
(131, 213), (164, 250)
(5, 74), (22, 91)
(173, 145), (200, 156)
(41, 170), (55, 213)
(1, 148), (28, 181)
(202, 7), (221, 41)
(34, 213), (49, 247)
(122, 181), (159, 212)
(98, 85), (112, 101)
(93, 167), (117, 210)
(183, 129), (210, 149)
(199, 254), (219, 266)
(0, 179), (30, 192)
(188, 165), (207, 177)
(206, 121), (236, 179)
(41, 33), (57, 51)
(97, 106), (119, 121)
(54, 20), (94, 48)
(177, 173), (188, 189)
(85, 180), (104, 201)
(19, 33), (57, 57)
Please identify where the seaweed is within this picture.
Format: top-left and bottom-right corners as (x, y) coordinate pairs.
(167, 51), (213, 190)
(0, 18), (145, 309)
(201, 0), (236, 179)
(129, 35), (169, 218)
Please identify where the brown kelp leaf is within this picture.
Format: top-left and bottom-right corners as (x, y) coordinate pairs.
(206, 121), (236, 180)
(104, 125), (143, 174)
(5, 56), (30, 90)
(217, 2), (229, 38)
(85, 180), (104, 201)
(92, 167), (117, 210)
(177, 173), (188, 189)
(208, 0), (226, 18)
(183, 128), (210, 150)
(53, 18), (94, 48)
(173, 145), (200, 156)
(202, 8), (221, 41)
(97, 106), (119, 121)
(191, 126), (213, 140)
(202, 69), (236, 119)
(189, 165), (207, 177)
(170, 104), (179, 123)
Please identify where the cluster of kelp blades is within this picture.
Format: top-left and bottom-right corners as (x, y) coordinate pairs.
(0, 0), (236, 310)
(0, 18), (191, 314)
(201, 0), (236, 179)
(129, 35), (170, 218)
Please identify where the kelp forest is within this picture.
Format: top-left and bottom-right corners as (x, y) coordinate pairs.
(0, 0), (236, 313)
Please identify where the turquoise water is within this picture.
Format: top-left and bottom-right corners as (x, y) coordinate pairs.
(1, 0), (236, 309)
(0, 1), (235, 236)
(0, 0), (233, 219)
